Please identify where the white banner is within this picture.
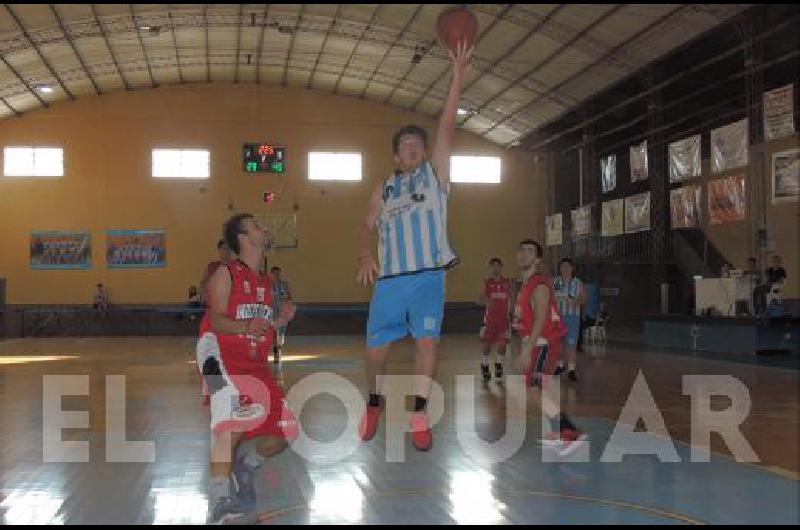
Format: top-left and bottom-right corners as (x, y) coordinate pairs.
(601, 154), (616, 193)
(670, 185), (702, 229)
(571, 205), (592, 237)
(708, 175), (746, 225)
(601, 199), (624, 237)
(545, 214), (563, 246)
(764, 84), (795, 140)
(669, 135), (701, 183)
(711, 118), (748, 173)
(630, 140), (648, 182)
(772, 148), (800, 204)
(624, 192), (651, 233)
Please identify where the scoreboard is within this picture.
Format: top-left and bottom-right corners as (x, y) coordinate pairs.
(243, 143), (285, 173)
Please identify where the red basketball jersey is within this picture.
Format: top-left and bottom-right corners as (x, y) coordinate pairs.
(513, 273), (567, 347)
(483, 277), (513, 328)
(200, 260), (275, 360)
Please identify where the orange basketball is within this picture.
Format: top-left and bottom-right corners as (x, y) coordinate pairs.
(436, 8), (478, 54)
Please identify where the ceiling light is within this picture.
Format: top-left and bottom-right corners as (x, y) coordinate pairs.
(36, 85), (53, 94)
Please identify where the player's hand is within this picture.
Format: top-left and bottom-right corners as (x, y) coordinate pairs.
(245, 318), (271, 337)
(357, 255), (379, 286)
(449, 40), (474, 73)
(517, 336), (533, 372)
(517, 352), (532, 373)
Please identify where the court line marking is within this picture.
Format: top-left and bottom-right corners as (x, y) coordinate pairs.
(254, 487), (707, 525)
(577, 415), (800, 482)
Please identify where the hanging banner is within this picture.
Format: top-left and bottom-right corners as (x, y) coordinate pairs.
(571, 205), (592, 237)
(545, 214), (562, 246)
(624, 192), (651, 233)
(601, 199), (624, 237)
(630, 140), (648, 182)
(668, 134), (701, 183)
(772, 148), (800, 204)
(601, 154), (616, 193)
(670, 185), (702, 229)
(764, 84), (795, 140)
(708, 175), (746, 225)
(711, 118), (748, 173)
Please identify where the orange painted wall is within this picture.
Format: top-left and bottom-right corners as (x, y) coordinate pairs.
(0, 84), (547, 304)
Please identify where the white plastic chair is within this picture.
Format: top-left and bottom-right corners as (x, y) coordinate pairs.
(585, 314), (607, 343)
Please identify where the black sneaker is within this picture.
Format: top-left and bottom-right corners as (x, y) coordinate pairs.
(481, 364), (491, 382)
(568, 369), (578, 382)
(494, 363), (504, 381)
(553, 364), (566, 377)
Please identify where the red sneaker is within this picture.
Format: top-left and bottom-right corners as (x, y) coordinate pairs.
(538, 428), (587, 452)
(537, 431), (563, 447)
(410, 412), (433, 451)
(557, 429), (588, 457)
(359, 403), (383, 442)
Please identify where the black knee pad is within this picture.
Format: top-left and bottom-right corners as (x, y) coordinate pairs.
(201, 357), (227, 395)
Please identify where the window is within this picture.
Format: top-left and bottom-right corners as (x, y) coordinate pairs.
(308, 152), (362, 181)
(3, 147), (64, 177)
(450, 155), (502, 184)
(152, 149), (210, 179)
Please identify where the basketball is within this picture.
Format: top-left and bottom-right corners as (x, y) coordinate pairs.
(436, 7), (478, 54)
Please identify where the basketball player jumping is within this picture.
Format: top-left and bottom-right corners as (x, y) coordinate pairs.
(356, 40), (473, 451)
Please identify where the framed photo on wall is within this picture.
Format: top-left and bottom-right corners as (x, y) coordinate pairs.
(30, 231), (91, 269)
(106, 230), (166, 268)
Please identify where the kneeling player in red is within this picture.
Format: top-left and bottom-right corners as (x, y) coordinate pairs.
(513, 239), (587, 457)
(197, 213), (299, 524)
(477, 258), (514, 383)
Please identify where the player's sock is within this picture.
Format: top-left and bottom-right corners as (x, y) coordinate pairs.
(368, 393), (383, 408)
(236, 438), (267, 470)
(495, 358), (504, 379)
(210, 476), (231, 505)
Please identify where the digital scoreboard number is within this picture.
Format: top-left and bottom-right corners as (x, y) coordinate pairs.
(243, 143), (285, 173)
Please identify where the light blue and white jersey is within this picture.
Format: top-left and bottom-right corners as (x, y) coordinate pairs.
(553, 276), (582, 317)
(271, 279), (290, 314)
(377, 161), (458, 278)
